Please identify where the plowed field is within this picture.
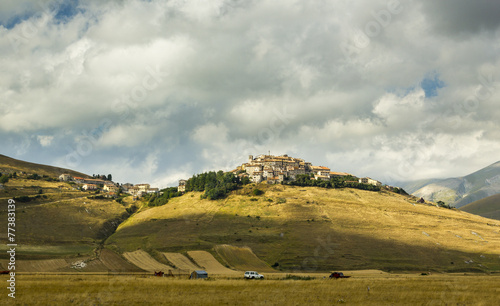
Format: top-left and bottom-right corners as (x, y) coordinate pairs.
(123, 250), (173, 272)
(214, 244), (275, 272)
(163, 253), (200, 271)
(187, 251), (238, 274)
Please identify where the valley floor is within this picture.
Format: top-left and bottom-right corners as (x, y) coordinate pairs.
(2, 272), (499, 305)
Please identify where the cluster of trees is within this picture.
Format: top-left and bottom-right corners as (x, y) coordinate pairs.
(287, 174), (381, 191)
(0, 172), (58, 183)
(146, 187), (183, 207)
(0, 173), (9, 184)
(92, 174), (113, 181)
(13, 194), (47, 202)
(185, 170), (250, 200)
(437, 201), (452, 209)
(26, 173), (57, 182)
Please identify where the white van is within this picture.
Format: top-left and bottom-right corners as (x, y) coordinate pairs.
(244, 271), (264, 279)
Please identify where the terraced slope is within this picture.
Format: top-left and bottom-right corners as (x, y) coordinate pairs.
(214, 245), (275, 272)
(100, 249), (143, 272)
(187, 251), (238, 274)
(123, 250), (173, 272)
(163, 253), (200, 271)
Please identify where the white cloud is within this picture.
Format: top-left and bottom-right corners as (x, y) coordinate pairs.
(37, 135), (54, 147)
(1, 0), (500, 186)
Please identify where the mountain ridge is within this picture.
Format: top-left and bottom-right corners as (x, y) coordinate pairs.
(403, 160), (500, 208)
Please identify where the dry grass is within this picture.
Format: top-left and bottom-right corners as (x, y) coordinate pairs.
(214, 244), (275, 272)
(187, 251), (239, 274)
(163, 253), (200, 271)
(6, 273), (500, 305)
(122, 250), (173, 272)
(107, 185), (500, 272)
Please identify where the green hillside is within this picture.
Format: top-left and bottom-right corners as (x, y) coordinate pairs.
(106, 184), (500, 272)
(461, 194), (500, 221)
(0, 155), (132, 260)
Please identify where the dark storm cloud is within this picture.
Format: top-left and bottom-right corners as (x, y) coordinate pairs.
(421, 0), (500, 36)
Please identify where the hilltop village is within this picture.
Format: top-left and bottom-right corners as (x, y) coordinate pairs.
(1, 154), (382, 199)
(178, 154), (382, 192)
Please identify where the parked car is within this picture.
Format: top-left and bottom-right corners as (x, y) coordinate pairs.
(244, 271), (264, 279)
(329, 272), (350, 279)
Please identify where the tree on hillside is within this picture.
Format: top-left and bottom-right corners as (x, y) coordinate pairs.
(107, 174), (112, 181)
(0, 175), (8, 184)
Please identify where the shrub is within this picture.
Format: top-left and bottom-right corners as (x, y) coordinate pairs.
(14, 195), (32, 202)
(252, 188), (264, 196)
(27, 173), (41, 180)
(0, 175), (9, 184)
(283, 274), (315, 280)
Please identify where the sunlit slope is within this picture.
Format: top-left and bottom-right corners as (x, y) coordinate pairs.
(107, 184), (500, 272)
(461, 194), (500, 221)
(0, 178), (129, 259)
(0, 154), (88, 178)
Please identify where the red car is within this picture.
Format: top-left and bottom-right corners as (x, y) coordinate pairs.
(329, 272), (350, 279)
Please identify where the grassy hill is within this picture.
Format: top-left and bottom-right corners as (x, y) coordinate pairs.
(460, 194), (500, 221)
(0, 154), (132, 260)
(106, 184), (500, 272)
(0, 177), (132, 259)
(0, 154), (89, 178)
(2, 154), (500, 273)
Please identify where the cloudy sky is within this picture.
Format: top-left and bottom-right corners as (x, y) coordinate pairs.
(1, 0), (499, 188)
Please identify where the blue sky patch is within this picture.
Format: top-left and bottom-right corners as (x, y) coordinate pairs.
(420, 74), (445, 98)
(0, 0), (82, 29)
(53, 0), (83, 23)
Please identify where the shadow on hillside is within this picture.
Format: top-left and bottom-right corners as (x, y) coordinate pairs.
(106, 212), (499, 273)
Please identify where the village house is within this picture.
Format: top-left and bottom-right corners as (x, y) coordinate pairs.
(103, 184), (119, 193)
(120, 183), (134, 193)
(178, 180), (186, 192)
(330, 171), (351, 178)
(127, 186), (140, 196)
(359, 177), (382, 187)
(147, 188), (159, 194)
(82, 184), (97, 191)
(59, 174), (72, 182)
(135, 184), (150, 193)
(73, 177), (86, 184)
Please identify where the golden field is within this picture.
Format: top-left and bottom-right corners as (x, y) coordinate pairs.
(107, 184), (500, 272)
(2, 272), (499, 305)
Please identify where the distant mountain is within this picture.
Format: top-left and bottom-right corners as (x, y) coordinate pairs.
(0, 154), (88, 178)
(460, 194), (500, 221)
(403, 161), (500, 208)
